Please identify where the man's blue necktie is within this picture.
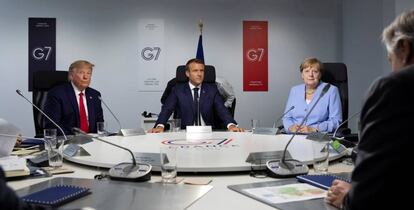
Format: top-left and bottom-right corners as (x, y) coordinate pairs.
(193, 87), (200, 126)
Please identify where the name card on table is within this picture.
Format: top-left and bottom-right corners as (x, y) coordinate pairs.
(186, 126), (212, 141)
(252, 127), (278, 135)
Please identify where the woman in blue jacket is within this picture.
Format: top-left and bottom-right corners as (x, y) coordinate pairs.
(282, 58), (342, 134)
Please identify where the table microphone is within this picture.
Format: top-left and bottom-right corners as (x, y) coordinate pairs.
(98, 96), (145, 136)
(332, 110), (361, 139)
(98, 96), (122, 134)
(72, 127), (151, 181)
(266, 84), (331, 178)
(15, 89), (67, 142)
(329, 110), (361, 157)
(273, 106), (295, 128)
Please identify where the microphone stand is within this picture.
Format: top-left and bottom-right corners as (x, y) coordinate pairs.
(273, 106), (295, 128)
(98, 96), (145, 137)
(72, 128), (151, 181)
(16, 89), (67, 142)
(332, 111), (361, 139)
(98, 96), (122, 135)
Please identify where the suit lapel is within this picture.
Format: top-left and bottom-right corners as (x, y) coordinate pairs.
(199, 84), (208, 114)
(66, 83), (80, 126)
(184, 84), (195, 114)
(85, 88), (95, 127)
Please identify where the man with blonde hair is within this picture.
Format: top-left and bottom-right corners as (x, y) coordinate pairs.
(44, 60), (104, 135)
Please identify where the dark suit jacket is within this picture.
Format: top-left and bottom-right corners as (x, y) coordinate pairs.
(342, 64), (414, 209)
(44, 82), (104, 135)
(156, 82), (236, 129)
(0, 167), (49, 210)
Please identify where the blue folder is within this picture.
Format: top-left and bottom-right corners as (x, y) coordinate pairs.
(21, 185), (90, 207)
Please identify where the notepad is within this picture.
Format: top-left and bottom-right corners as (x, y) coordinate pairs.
(296, 174), (350, 190)
(21, 185), (90, 207)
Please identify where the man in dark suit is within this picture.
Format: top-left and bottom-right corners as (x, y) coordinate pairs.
(44, 60), (104, 135)
(325, 10), (414, 209)
(149, 58), (243, 132)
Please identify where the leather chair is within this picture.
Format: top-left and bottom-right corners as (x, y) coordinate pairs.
(32, 71), (68, 137)
(322, 63), (350, 135)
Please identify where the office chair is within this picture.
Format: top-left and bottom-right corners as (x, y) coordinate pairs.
(321, 62), (350, 135)
(32, 70), (68, 137)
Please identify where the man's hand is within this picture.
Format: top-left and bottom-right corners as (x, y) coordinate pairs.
(148, 126), (165, 133)
(15, 134), (22, 146)
(228, 125), (245, 132)
(324, 179), (351, 208)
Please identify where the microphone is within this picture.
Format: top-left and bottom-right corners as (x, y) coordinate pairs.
(273, 106), (295, 128)
(98, 96), (122, 134)
(329, 110), (361, 158)
(267, 84), (331, 178)
(332, 110), (361, 139)
(16, 89), (67, 141)
(72, 127), (151, 181)
(141, 111), (158, 118)
(98, 96), (145, 136)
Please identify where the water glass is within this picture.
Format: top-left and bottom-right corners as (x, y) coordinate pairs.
(251, 119), (260, 131)
(312, 140), (330, 174)
(43, 128), (63, 168)
(172, 119), (181, 132)
(160, 146), (178, 183)
(97, 122), (107, 136)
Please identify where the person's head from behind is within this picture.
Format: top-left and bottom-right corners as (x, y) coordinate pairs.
(300, 57), (324, 88)
(185, 58), (205, 86)
(68, 60), (94, 91)
(382, 9), (414, 72)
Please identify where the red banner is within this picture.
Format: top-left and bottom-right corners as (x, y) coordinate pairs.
(243, 21), (268, 91)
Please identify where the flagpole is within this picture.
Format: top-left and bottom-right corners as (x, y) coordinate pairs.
(197, 19), (204, 62)
(198, 19), (203, 35)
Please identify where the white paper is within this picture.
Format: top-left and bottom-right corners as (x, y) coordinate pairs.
(243, 183), (326, 204)
(0, 119), (20, 157)
(0, 156), (26, 171)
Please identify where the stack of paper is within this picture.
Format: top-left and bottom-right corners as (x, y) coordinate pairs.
(0, 156), (30, 177)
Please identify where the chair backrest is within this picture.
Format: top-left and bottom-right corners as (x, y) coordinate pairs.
(321, 63), (349, 129)
(176, 65), (216, 83)
(32, 70), (68, 137)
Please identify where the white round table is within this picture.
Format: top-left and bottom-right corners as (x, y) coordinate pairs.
(64, 132), (343, 172)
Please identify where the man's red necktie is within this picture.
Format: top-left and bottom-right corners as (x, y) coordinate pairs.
(79, 92), (89, 133)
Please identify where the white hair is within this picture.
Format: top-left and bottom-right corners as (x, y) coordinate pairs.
(382, 10), (414, 54)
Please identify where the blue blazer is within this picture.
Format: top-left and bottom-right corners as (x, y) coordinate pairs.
(44, 82), (104, 135)
(282, 82), (342, 133)
(156, 82), (236, 129)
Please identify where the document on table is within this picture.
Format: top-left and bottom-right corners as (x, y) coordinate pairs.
(243, 183), (326, 204)
(0, 156), (26, 171)
(0, 118), (20, 157)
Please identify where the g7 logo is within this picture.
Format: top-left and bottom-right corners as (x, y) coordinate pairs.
(246, 48), (265, 62)
(141, 47), (161, 61)
(32, 46), (52, 61)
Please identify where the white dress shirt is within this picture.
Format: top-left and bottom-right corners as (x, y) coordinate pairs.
(71, 82), (89, 121)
